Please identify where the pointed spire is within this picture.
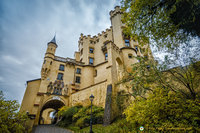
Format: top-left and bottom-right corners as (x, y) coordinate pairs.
(48, 34), (58, 47)
(50, 35), (56, 44)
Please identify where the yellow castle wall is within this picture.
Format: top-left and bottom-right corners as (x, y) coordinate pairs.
(20, 79), (41, 114)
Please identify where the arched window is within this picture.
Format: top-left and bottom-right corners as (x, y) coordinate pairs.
(128, 54), (133, 58)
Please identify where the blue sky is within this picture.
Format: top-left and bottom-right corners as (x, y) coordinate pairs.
(0, 0), (120, 103)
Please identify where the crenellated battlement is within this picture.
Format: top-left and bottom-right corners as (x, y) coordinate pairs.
(78, 26), (112, 45)
(109, 6), (122, 19)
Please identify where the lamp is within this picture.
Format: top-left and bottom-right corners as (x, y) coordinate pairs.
(89, 94), (94, 133)
(89, 94), (94, 102)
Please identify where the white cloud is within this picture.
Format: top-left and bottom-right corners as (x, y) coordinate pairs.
(2, 55), (23, 65)
(0, 76), (3, 82)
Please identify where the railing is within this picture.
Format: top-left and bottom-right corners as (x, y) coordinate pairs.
(54, 56), (84, 65)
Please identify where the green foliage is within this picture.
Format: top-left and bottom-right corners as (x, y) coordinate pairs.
(121, 0), (200, 49)
(57, 105), (82, 127)
(57, 105), (104, 129)
(116, 90), (130, 115)
(0, 91), (28, 133)
(67, 118), (135, 133)
(124, 88), (200, 130)
(73, 105), (104, 128)
(124, 55), (200, 100)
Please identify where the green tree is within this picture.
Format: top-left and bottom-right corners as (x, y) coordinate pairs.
(121, 0), (200, 48)
(0, 91), (28, 133)
(125, 55), (200, 100)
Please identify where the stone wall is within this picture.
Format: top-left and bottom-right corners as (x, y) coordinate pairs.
(20, 79), (41, 114)
(71, 80), (107, 107)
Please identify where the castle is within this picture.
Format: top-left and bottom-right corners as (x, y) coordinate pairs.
(20, 6), (152, 128)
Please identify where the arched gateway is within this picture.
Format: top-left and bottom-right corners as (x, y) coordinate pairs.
(39, 98), (65, 125)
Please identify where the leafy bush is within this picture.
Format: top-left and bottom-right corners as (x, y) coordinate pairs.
(57, 105), (104, 128)
(57, 105), (82, 126)
(73, 105), (104, 128)
(0, 91), (28, 133)
(124, 88), (200, 130)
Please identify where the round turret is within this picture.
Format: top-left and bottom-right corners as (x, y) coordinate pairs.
(41, 36), (58, 80)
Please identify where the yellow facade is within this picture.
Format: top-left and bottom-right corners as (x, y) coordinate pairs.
(20, 6), (152, 128)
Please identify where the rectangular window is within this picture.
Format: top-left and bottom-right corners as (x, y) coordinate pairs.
(105, 53), (108, 60)
(89, 48), (94, 53)
(57, 73), (63, 80)
(76, 68), (81, 74)
(135, 46), (138, 52)
(59, 64), (64, 71)
(125, 39), (130, 47)
(43, 60), (46, 64)
(89, 58), (94, 65)
(75, 76), (81, 83)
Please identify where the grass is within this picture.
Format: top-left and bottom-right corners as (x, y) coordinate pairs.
(66, 124), (119, 133)
(64, 118), (133, 133)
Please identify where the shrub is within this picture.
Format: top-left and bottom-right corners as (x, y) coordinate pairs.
(124, 88), (200, 130)
(58, 105), (104, 128)
(0, 91), (28, 133)
(73, 105), (104, 128)
(57, 105), (82, 127)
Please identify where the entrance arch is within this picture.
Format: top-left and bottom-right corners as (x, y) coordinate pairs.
(39, 99), (65, 125)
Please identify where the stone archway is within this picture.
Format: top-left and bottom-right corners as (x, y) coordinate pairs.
(116, 57), (123, 80)
(39, 99), (65, 125)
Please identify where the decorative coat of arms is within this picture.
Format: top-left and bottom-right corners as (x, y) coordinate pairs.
(47, 80), (68, 95)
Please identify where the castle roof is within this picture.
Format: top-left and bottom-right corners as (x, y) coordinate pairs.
(48, 35), (58, 47)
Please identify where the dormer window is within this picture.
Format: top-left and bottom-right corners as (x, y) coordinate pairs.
(125, 39), (130, 47)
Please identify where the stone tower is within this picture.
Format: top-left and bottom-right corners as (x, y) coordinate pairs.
(110, 6), (124, 48)
(41, 36), (57, 80)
